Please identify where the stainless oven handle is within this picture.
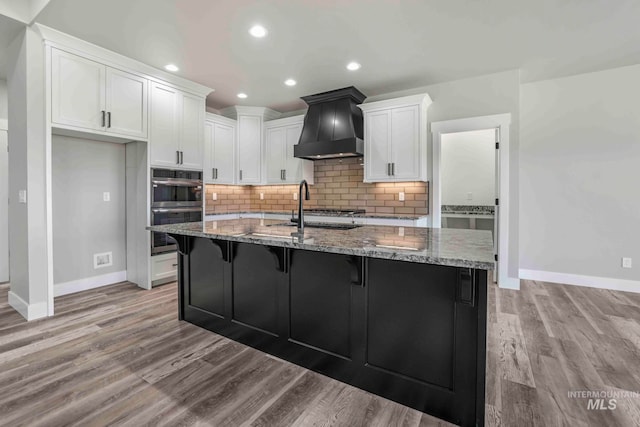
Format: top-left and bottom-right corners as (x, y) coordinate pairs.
(151, 179), (203, 186)
(151, 208), (203, 213)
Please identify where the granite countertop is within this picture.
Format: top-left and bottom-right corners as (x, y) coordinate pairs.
(205, 210), (427, 221)
(148, 219), (494, 270)
(441, 205), (495, 216)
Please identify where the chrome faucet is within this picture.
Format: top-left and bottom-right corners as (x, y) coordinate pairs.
(291, 180), (310, 238)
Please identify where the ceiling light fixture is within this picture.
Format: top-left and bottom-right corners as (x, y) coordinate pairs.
(164, 64), (179, 72)
(249, 25), (268, 38)
(346, 61), (361, 71)
(284, 79), (297, 86)
(237, 93), (248, 99)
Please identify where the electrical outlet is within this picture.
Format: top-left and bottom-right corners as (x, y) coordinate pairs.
(399, 192), (405, 201)
(622, 257), (633, 268)
(293, 193), (298, 200)
(467, 192), (473, 201)
(18, 190), (27, 204)
(260, 193), (264, 200)
(398, 227), (405, 237)
(103, 192), (110, 202)
(212, 192), (217, 201)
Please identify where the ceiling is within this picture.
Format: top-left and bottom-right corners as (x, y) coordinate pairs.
(13, 0), (640, 111)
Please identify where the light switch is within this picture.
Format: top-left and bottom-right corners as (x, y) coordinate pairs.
(103, 192), (110, 202)
(622, 257), (633, 268)
(260, 193), (264, 200)
(212, 192), (218, 201)
(399, 192), (405, 201)
(293, 193), (298, 200)
(18, 190), (27, 204)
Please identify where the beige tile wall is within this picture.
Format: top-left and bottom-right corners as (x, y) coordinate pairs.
(205, 157), (428, 215)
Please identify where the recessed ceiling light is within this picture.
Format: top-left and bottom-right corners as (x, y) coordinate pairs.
(346, 61), (361, 71)
(237, 93), (248, 99)
(284, 79), (297, 86)
(164, 64), (179, 72)
(249, 25), (268, 38)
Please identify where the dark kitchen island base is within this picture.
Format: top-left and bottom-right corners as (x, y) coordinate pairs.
(172, 236), (487, 427)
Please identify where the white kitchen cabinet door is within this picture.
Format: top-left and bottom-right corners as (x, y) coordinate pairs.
(284, 123), (308, 183)
(237, 115), (262, 184)
(204, 121), (215, 181)
(390, 106), (420, 180)
(364, 110), (392, 181)
(179, 93), (204, 170)
(149, 82), (180, 168)
(105, 67), (148, 139)
(213, 121), (235, 184)
(51, 49), (106, 131)
(265, 127), (286, 183)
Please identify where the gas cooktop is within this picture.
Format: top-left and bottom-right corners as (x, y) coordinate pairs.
(304, 208), (366, 215)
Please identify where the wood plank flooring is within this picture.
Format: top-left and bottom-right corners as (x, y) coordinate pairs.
(0, 279), (639, 426)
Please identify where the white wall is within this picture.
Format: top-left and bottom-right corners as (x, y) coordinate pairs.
(0, 79), (7, 120)
(0, 79), (7, 282)
(441, 129), (495, 206)
(6, 26), (49, 320)
(52, 135), (126, 286)
(520, 64), (640, 285)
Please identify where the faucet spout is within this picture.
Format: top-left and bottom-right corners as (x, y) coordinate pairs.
(293, 180), (310, 238)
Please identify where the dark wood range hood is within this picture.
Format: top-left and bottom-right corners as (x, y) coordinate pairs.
(294, 86), (366, 160)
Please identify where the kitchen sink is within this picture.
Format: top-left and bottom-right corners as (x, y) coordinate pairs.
(267, 221), (361, 230)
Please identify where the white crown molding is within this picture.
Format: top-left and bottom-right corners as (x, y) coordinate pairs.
(264, 114), (305, 127)
(8, 291), (49, 321)
(54, 270), (127, 297)
(222, 106), (282, 120)
(33, 23), (213, 98)
(358, 93), (432, 112)
(519, 268), (640, 294)
(205, 112), (237, 126)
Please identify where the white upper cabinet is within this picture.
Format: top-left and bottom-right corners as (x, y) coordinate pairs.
(359, 94), (431, 182)
(149, 82), (204, 170)
(204, 114), (236, 184)
(51, 48), (148, 140)
(237, 115), (262, 184)
(264, 116), (313, 184)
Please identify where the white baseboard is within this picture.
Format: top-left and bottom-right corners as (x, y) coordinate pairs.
(8, 290), (49, 321)
(519, 269), (640, 294)
(54, 270), (127, 297)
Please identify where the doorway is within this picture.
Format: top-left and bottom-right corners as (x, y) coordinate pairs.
(431, 114), (518, 290)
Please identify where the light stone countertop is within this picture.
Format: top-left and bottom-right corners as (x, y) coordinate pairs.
(148, 219), (494, 270)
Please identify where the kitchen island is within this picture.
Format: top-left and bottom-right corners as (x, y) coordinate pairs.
(148, 219), (494, 426)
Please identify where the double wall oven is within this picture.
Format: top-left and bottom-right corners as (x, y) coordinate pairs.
(150, 168), (203, 255)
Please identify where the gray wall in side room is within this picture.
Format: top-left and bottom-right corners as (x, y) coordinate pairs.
(520, 64), (640, 283)
(0, 79), (7, 119)
(52, 135), (126, 284)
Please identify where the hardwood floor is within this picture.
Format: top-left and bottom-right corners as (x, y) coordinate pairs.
(0, 279), (639, 426)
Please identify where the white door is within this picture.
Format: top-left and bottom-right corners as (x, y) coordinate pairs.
(265, 126), (285, 183)
(213, 122), (235, 184)
(105, 67), (148, 139)
(0, 130), (8, 283)
(390, 106), (420, 180)
(179, 93), (204, 170)
(284, 123), (304, 182)
(149, 82), (180, 168)
(237, 115), (262, 184)
(51, 49), (105, 131)
(365, 110), (392, 181)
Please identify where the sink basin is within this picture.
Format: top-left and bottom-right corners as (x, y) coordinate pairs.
(268, 221), (361, 230)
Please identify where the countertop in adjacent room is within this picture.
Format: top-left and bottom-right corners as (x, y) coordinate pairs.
(148, 219), (494, 269)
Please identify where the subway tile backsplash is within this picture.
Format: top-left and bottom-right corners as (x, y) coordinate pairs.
(205, 157), (428, 215)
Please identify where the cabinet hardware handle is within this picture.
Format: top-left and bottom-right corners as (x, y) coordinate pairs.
(239, 170), (243, 180)
(215, 168), (218, 179)
(283, 169), (286, 180)
(171, 263), (178, 267)
(387, 163), (390, 176)
(391, 162), (395, 176)
(101, 110), (106, 127)
(180, 151), (184, 165)
(107, 112), (111, 128)
(176, 150), (180, 164)
(212, 168), (215, 180)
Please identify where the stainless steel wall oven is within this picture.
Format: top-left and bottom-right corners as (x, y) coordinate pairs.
(150, 168), (203, 254)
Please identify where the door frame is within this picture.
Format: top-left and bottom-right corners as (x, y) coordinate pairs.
(431, 113), (517, 289)
(0, 120), (8, 284)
